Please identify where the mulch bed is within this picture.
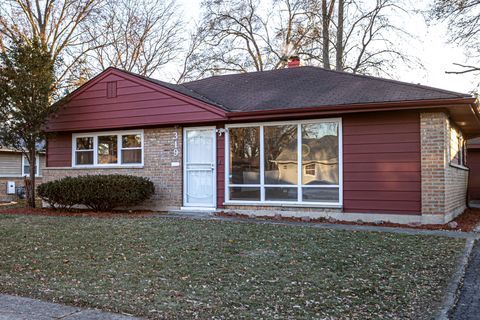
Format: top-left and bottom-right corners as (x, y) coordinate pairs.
(217, 207), (480, 232)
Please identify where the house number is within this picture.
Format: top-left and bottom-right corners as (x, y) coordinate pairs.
(172, 131), (179, 157)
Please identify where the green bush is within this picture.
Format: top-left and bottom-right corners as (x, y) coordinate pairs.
(37, 174), (155, 211)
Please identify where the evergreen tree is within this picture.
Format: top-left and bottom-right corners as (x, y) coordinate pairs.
(0, 37), (56, 208)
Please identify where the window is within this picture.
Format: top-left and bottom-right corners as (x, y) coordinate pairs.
(304, 163), (316, 176)
(73, 131), (143, 167)
(226, 119), (342, 206)
(121, 134), (142, 164)
(98, 135), (117, 164)
(22, 155), (40, 176)
(450, 126), (466, 167)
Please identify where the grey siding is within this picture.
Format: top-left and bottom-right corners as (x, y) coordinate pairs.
(0, 152), (22, 176)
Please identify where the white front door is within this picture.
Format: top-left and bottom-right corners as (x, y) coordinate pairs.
(183, 127), (216, 208)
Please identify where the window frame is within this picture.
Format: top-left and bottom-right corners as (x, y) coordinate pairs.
(224, 118), (343, 207)
(449, 124), (468, 170)
(22, 154), (40, 177)
(72, 130), (144, 168)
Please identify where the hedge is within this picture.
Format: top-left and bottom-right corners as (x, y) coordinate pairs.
(37, 174), (155, 211)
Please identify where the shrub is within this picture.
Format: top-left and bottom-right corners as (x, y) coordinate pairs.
(37, 174), (155, 211)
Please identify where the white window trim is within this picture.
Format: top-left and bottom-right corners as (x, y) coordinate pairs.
(224, 118), (343, 207)
(22, 154), (40, 177)
(72, 130), (144, 168)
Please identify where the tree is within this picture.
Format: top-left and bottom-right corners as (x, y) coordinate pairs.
(181, 0), (415, 80)
(430, 0), (480, 75)
(85, 0), (184, 77)
(0, 37), (56, 208)
(0, 0), (102, 90)
(321, 0), (335, 69)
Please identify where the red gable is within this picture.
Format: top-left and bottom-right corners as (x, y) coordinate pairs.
(45, 68), (226, 132)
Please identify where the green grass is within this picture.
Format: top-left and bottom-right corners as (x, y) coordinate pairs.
(0, 215), (464, 319)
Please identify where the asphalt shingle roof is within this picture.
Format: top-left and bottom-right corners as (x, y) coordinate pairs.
(175, 66), (470, 112)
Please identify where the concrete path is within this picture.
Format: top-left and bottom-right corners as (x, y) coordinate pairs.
(450, 240), (480, 320)
(0, 294), (141, 320)
(163, 212), (480, 239)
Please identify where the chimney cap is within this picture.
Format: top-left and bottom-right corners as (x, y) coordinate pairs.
(288, 55), (300, 68)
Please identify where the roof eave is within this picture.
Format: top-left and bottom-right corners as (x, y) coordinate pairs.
(226, 97), (477, 120)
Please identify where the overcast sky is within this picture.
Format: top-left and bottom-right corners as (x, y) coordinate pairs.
(173, 0), (478, 94)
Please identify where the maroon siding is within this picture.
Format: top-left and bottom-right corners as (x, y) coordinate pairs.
(468, 149), (480, 200)
(217, 125), (225, 208)
(343, 111), (421, 214)
(46, 70), (226, 132)
(46, 133), (72, 167)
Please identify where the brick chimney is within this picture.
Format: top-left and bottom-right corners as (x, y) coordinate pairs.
(288, 55), (300, 68)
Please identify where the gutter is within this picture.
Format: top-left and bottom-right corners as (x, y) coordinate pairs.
(226, 97), (477, 120)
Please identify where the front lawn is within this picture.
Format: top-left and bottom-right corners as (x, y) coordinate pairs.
(0, 215), (464, 319)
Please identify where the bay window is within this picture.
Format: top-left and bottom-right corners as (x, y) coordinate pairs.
(73, 130), (143, 167)
(226, 119), (342, 206)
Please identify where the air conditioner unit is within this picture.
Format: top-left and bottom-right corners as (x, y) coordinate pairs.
(6, 181), (15, 194)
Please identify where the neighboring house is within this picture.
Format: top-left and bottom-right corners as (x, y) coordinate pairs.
(0, 148), (45, 201)
(42, 64), (480, 224)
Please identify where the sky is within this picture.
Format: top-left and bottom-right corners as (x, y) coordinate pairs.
(173, 0), (478, 94)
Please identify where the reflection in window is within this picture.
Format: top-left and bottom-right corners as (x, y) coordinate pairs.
(265, 187), (297, 201)
(121, 134), (142, 164)
(75, 137), (94, 165)
(302, 188), (339, 202)
(226, 120), (341, 204)
(264, 125), (297, 185)
(304, 163), (316, 176)
(229, 187), (260, 201)
(98, 135), (118, 164)
(450, 126), (465, 166)
(229, 127), (260, 184)
(302, 123), (339, 185)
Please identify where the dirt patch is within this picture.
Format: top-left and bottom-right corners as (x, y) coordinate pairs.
(217, 208), (480, 232)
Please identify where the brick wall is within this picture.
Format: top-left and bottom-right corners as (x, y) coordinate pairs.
(420, 112), (467, 220)
(42, 127), (183, 210)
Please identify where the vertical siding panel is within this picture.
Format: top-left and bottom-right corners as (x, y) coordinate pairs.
(343, 111), (421, 214)
(467, 149), (480, 200)
(46, 134), (72, 167)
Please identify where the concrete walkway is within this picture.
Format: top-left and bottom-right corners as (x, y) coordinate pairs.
(162, 212), (480, 239)
(450, 240), (480, 320)
(0, 294), (141, 320)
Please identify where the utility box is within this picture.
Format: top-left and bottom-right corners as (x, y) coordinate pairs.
(6, 181), (15, 194)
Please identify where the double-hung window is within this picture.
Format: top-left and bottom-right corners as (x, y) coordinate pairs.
(225, 119), (342, 206)
(22, 155), (40, 176)
(73, 130), (144, 167)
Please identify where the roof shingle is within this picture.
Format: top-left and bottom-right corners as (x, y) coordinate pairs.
(178, 66), (470, 112)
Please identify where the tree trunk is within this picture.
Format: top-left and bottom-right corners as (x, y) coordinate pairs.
(322, 0), (331, 69)
(27, 149), (36, 208)
(336, 0), (344, 71)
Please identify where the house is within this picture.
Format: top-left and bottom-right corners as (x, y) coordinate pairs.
(42, 64), (480, 224)
(0, 148), (45, 201)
